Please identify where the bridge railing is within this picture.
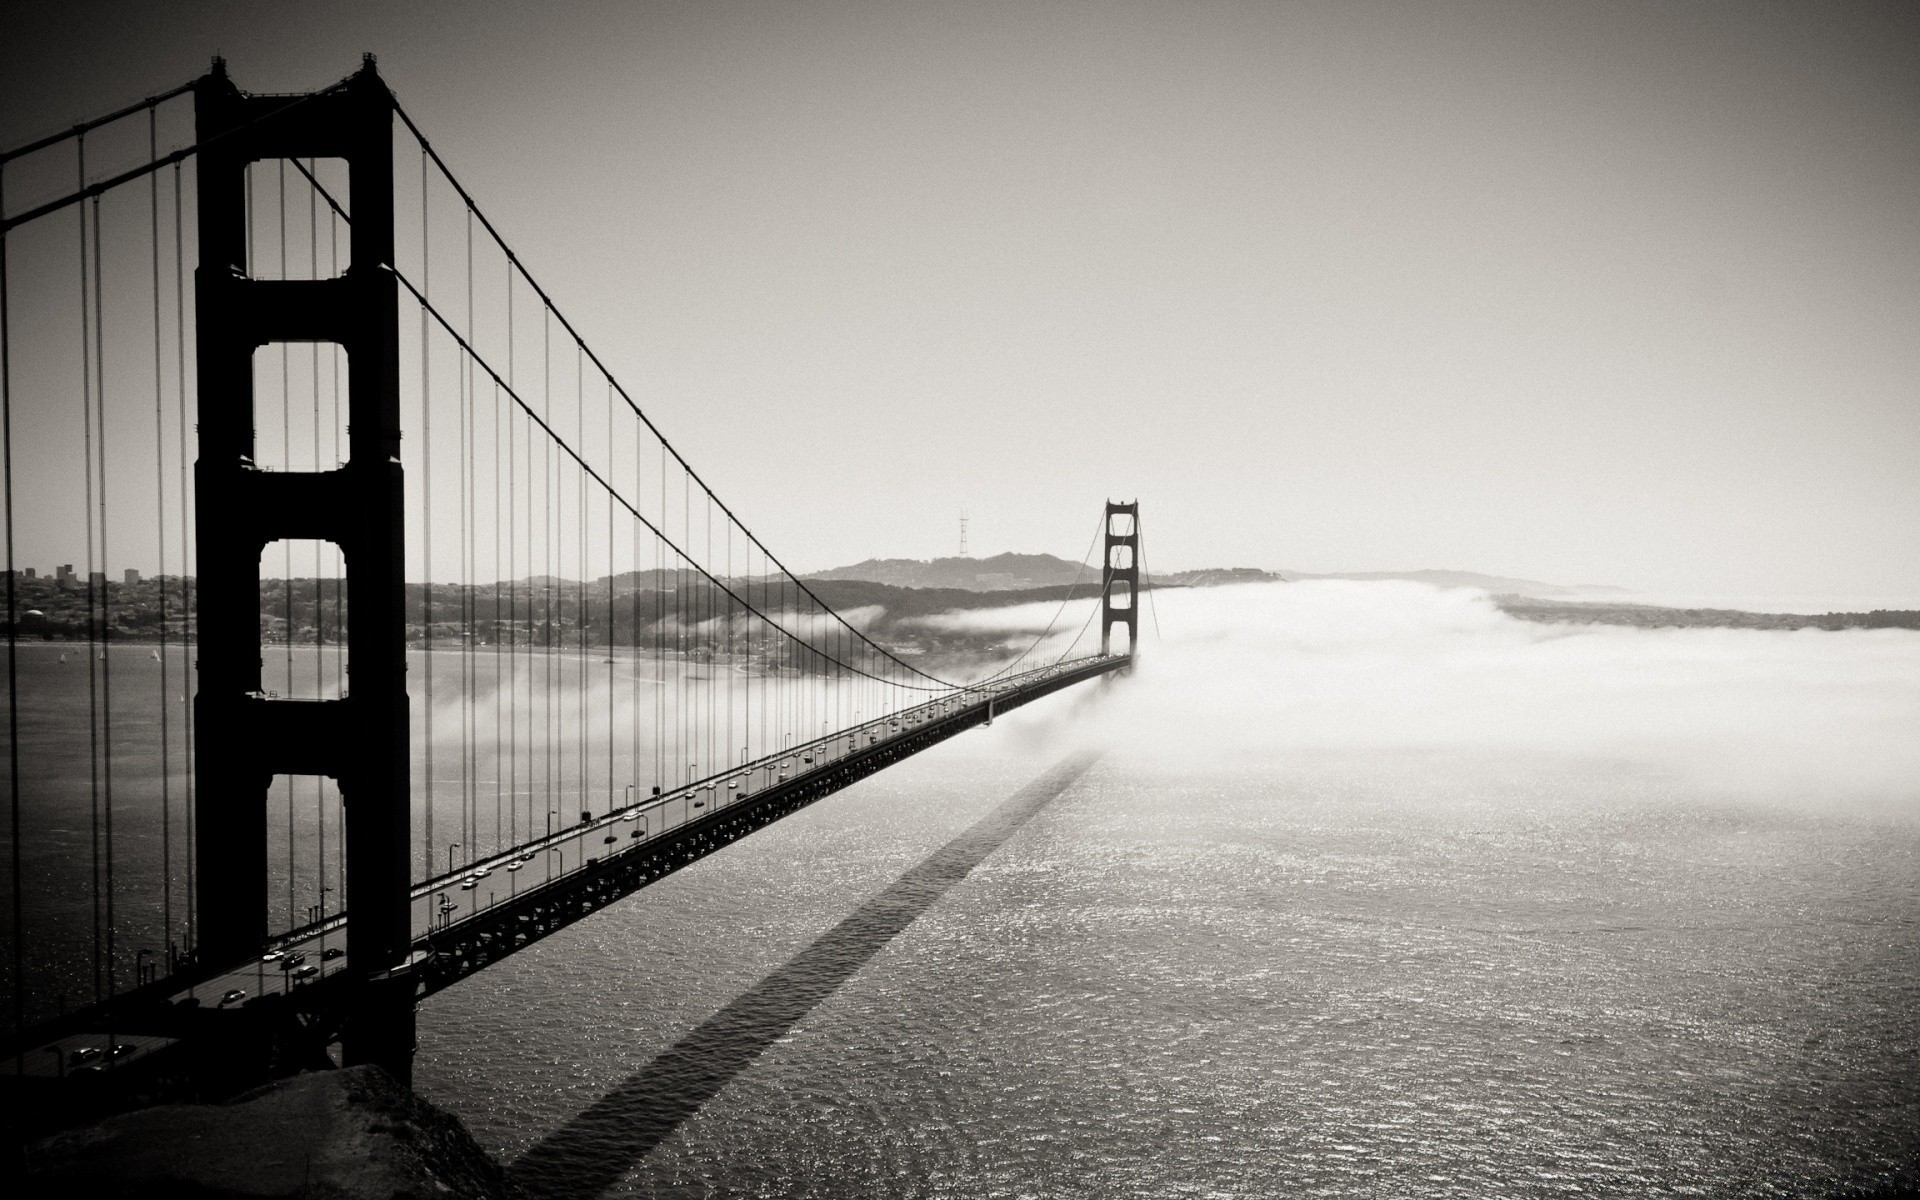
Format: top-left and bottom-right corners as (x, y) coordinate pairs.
(399, 654), (1124, 943)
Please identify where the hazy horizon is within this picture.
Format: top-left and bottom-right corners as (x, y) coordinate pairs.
(5, 1), (1916, 598)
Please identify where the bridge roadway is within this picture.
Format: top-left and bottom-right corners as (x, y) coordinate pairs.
(5, 653), (1126, 1075)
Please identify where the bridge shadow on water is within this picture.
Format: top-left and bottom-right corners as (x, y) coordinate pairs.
(506, 749), (1105, 1199)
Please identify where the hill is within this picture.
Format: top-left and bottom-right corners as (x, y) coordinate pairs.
(803, 555), (1615, 599)
(1297, 569), (1621, 598)
(805, 552), (1092, 591)
(1156, 567), (1285, 587)
(1494, 595), (1920, 632)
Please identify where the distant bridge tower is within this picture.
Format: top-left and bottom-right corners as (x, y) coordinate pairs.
(193, 57), (415, 1077)
(1101, 501), (1138, 658)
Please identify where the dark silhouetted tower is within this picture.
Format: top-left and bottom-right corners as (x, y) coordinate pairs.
(1101, 501), (1138, 658)
(193, 55), (414, 1078)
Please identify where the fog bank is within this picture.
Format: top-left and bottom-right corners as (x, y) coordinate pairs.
(998, 580), (1920, 804)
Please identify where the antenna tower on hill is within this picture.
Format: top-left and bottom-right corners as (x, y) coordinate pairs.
(959, 509), (969, 557)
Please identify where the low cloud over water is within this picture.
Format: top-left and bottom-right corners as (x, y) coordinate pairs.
(980, 580), (1920, 804)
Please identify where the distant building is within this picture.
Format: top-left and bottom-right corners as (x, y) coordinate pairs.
(55, 564), (75, 585)
(89, 571), (106, 588)
(21, 567), (35, 579)
(123, 568), (140, 586)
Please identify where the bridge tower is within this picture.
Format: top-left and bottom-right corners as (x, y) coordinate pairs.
(193, 57), (414, 1076)
(1101, 501), (1139, 658)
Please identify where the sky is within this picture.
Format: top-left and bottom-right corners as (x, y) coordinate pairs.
(3, 0), (1917, 598)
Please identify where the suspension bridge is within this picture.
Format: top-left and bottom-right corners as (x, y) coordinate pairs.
(0, 57), (1148, 1119)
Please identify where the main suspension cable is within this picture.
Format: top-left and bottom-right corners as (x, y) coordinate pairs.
(385, 99), (967, 689)
(966, 513), (1108, 685)
(392, 265), (955, 691)
(2, 79), (352, 235)
(288, 151), (1084, 697)
(0, 79), (195, 165)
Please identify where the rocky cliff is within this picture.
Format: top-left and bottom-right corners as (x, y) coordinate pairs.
(22, 1065), (511, 1200)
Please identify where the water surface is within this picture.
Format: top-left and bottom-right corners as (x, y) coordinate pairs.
(414, 729), (1920, 1198)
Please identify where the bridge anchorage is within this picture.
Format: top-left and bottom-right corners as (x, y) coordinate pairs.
(0, 57), (1146, 1124)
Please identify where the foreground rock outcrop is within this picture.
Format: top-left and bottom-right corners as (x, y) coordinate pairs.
(21, 1065), (510, 1199)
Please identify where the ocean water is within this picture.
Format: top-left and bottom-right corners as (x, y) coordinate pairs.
(0, 636), (893, 1021)
(411, 727), (1920, 1198)
(10, 579), (1914, 1194)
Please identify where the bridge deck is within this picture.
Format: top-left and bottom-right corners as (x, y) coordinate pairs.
(4, 654), (1126, 1071)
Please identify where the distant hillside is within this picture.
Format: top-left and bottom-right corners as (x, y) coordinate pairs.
(1495, 595), (1920, 632)
(1296, 569), (1621, 598)
(808, 554), (1300, 591)
(805, 552), (1092, 591)
(803, 555), (1616, 599)
(804, 578), (1089, 621)
(1157, 567), (1284, 587)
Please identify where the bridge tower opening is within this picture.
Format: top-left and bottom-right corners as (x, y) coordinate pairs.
(193, 56), (415, 1077)
(1101, 501), (1139, 659)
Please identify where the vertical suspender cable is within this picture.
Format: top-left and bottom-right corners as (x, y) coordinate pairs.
(505, 265), (516, 846)
(629, 411), (638, 799)
(278, 160), (293, 930)
(493, 376), (503, 855)
(1137, 523), (1161, 642)
(756, 543), (763, 764)
(78, 141), (102, 1003)
(679, 473), (687, 786)
(421, 144), (434, 878)
(551, 351), (560, 815)
(655, 444), (662, 795)
(420, 144), (432, 879)
(329, 201), (344, 905)
(721, 510), (729, 787)
(150, 113), (172, 967)
(458, 277), (469, 859)
(606, 377), (614, 809)
(708, 499), (716, 782)
(576, 350), (585, 813)
(174, 161), (194, 955)
(542, 315), (553, 823)
(1, 156), (21, 1044)
(631, 417), (641, 798)
(92, 191), (116, 997)
(576, 348), (586, 812)
(307, 164), (324, 928)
